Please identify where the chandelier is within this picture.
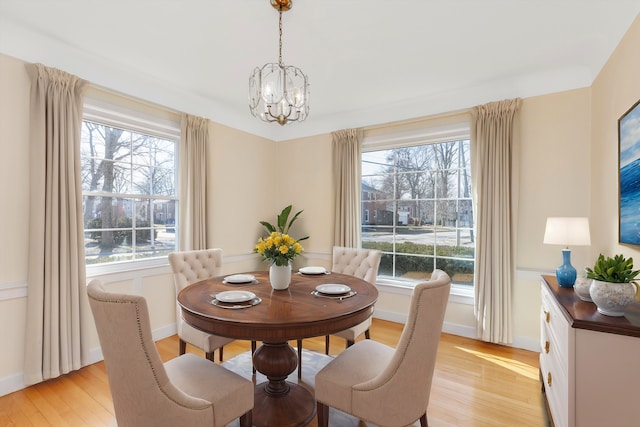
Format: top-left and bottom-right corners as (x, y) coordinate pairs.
(248, 0), (310, 125)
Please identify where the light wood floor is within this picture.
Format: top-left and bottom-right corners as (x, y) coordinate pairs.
(0, 319), (549, 426)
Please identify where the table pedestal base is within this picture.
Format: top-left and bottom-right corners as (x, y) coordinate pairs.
(253, 382), (315, 427)
(251, 342), (316, 427)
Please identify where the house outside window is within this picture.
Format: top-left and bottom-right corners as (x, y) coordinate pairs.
(361, 137), (474, 287)
(81, 93), (179, 266)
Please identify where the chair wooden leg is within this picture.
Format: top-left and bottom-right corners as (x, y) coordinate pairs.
(297, 339), (303, 379)
(205, 351), (215, 362)
(364, 329), (371, 339)
(239, 410), (253, 427)
(420, 412), (428, 427)
(219, 346), (224, 362)
(179, 339), (187, 355)
(317, 402), (329, 427)
(325, 335), (330, 354)
(251, 340), (257, 374)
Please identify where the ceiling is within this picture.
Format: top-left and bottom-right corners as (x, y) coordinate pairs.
(1, 1), (639, 141)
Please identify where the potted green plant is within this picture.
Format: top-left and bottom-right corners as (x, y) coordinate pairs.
(255, 205), (309, 290)
(585, 254), (639, 316)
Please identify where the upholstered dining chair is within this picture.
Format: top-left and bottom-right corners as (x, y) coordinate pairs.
(168, 249), (234, 362)
(315, 269), (451, 427)
(325, 246), (382, 353)
(87, 280), (254, 427)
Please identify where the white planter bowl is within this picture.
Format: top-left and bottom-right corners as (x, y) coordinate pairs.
(573, 277), (593, 302)
(589, 280), (637, 317)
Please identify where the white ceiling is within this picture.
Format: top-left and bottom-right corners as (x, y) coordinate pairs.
(1, 0), (639, 141)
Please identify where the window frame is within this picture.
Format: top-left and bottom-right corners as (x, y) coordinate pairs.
(362, 114), (474, 303)
(82, 91), (181, 274)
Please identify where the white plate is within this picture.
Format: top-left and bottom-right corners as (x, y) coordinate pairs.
(224, 274), (255, 284)
(215, 291), (256, 303)
(315, 284), (351, 295)
(300, 266), (327, 275)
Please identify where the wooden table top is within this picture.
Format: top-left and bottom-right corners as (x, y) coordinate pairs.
(178, 270), (378, 342)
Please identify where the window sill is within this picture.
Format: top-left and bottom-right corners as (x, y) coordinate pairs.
(86, 257), (172, 280)
(375, 276), (474, 305)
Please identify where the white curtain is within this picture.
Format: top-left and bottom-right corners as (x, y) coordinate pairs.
(179, 114), (210, 251)
(471, 98), (521, 345)
(332, 129), (363, 247)
(24, 63), (88, 385)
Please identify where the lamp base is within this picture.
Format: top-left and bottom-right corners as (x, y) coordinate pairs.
(556, 249), (577, 288)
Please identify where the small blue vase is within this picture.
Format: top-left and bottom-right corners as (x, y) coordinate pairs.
(556, 249), (576, 288)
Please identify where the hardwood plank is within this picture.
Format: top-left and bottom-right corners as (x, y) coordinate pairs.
(0, 319), (549, 426)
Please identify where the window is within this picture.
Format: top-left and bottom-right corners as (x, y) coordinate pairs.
(361, 139), (474, 286)
(81, 93), (179, 265)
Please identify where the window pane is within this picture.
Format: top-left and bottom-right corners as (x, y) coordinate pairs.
(82, 118), (178, 265)
(435, 258), (474, 286)
(362, 138), (474, 286)
(391, 254), (434, 279)
(362, 225), (394, 250)
(362, 150), (393, 175)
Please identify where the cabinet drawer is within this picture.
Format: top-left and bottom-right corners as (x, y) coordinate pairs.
(541, 283), (570, 373)
(540, 352), (569, 427)
(540, 281), (574, 427)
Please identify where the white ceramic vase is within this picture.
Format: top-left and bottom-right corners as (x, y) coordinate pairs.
(589, 280), (637, 317)
(269, 263), (292, 290)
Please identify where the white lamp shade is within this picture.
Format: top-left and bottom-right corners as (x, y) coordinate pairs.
(543, 217), (591, 246)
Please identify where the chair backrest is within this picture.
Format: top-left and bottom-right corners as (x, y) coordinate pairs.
(168, 248), (223, 293)
(87, 280), (213, 427)
(331, 246), (381, 285)
(351, 270), (451, 426)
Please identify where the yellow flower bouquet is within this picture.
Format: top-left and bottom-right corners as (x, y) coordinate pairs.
(255, 205), (309, 266)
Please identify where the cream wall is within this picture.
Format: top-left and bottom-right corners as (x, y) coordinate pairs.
(275, 134), (334, 269)
(2, 13), (640, 396)
(0, 54), (32, 389)
(591, 14), (640, 258)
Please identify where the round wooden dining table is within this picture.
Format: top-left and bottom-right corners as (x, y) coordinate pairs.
(177, 270), (378, 427)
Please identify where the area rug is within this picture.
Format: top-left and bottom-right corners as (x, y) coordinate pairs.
(222, 349), (420, 427)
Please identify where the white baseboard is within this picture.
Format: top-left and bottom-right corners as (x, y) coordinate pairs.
(1, 323), (179, 398)
(373, 309), (539, 352)
(0, 372), (26, 398)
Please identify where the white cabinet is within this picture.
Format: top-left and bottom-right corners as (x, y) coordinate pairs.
(540, 279), (575, 427)
(540, 276), (640, 427)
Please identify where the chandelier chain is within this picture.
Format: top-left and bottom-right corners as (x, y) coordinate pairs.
(278, 6), (284, 67)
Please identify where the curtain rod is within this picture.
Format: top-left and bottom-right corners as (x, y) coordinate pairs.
(362, 107), (471, 133)
(86, 83), (183, 117)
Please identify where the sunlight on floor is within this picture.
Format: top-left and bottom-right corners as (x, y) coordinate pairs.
(456, 346), (539, 380)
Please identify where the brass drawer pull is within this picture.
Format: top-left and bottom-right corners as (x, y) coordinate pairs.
(544, 310), (550, 323)
(544, 341), (550, 353)
(547, 372), (552, 387)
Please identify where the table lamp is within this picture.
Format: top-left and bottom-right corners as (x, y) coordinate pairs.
(543, 217), (591, 287)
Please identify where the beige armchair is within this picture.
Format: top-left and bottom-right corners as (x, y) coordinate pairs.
(326, 246), (382, 353)
(168, 249), (234, 362)
(315, 269), (451, 427)
(87, 279), (253, 427)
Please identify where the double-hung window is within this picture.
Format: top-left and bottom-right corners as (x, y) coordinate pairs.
(361, 116), (474, 289)
(81, 91), (179, 266)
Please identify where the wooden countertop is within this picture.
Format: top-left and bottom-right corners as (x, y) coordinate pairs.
(542, 275), (640, 338)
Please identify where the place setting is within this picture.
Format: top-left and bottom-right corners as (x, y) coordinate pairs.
(298, 266), (330, 275)
(222, 274), (259, 285)
(211, 290), (262, 309)
(311, 283), (357, 300)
